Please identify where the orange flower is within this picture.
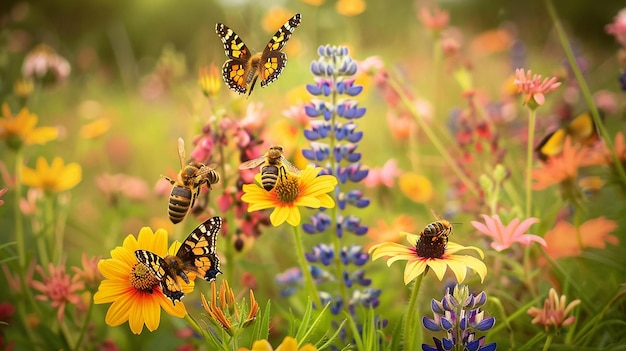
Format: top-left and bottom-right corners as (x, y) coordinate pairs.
(93, 227), (193, 334)
(22, 157), (82, 193)
(262, 7), (296, 34)
(399, 172), (434, 203)
(336, 0), (366, 16)
(198, 64), (222, 97)
(367, 215), (417, 247)
(418, 6), (449, 31)
(532, 138), (600, 191)
(543, 217), (618, 260)
(0, 103), (58, 150)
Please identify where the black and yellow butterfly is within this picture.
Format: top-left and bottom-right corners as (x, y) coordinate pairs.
(215, 13), (301, 97)
(135, 216), (222, 304)
(535, 111), (600, 162)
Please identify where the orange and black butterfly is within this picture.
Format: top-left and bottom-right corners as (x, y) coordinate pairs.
(135, 216), (222, 304)
(535, 111), (600, 162)
(215, 13), (301, 96)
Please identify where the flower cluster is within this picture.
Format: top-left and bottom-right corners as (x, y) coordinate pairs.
(201, 279), (259, 336)
(422, 285), (496, 351)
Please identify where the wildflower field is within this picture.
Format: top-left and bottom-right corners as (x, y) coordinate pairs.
(2, 0), (626, 350)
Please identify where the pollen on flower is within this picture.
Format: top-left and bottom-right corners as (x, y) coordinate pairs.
(129, 263), (160, 292)
(274, 173), (300, 203)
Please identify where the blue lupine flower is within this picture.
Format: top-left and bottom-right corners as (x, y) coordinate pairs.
(334, 122), (363, 142)
(340, 245), (369, 266)
(422, 285), (497, 351)
(302, 212), (333, 234)
(305, 243), (335, 266)
(338, 190), (370, 210)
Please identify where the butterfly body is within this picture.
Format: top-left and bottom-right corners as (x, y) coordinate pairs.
(216, 13), (301, 96)
(135, 216), (222, 304)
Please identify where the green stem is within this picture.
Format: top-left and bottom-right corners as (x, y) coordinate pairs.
(14, 149), (25, 269)
(546, 0), (626, 187)
(525, 108), (537, 218)
(388, 77), (479, 197)
(59, 317), (76, 350)
(292, 225), (322, 308)
(542, 334), (553, 351)
(404, 272), (425, 351)
(185, 313), (209, 340)
(73, 297), (94, 351)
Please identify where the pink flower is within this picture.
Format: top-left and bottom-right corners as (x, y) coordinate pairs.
(240, 102), (270, 131)
(418, 6), (450, 31)
(95, 173), (150, 205)
(0, 187), (6, 206)
(471, 214), (546, 251)
(363, 159), (401, 188)
(283, 103), (310, 129)
(606, 8), (626, 47)
(513, 68), (561, 107)
(72, 252), (102, 288)
(31, 263), (84, 322)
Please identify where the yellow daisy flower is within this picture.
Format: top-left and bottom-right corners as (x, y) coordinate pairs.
(22, 157), (82, 193)
(241, 165), (337, 227)
(238, 336), (317, 351)
(198, 64), (221, 97)
(369, 232), (487, 285)
(0, 103), (58, 150)
(93, 227), (194, 334)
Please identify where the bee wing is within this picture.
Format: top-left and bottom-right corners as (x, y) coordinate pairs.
(280, 156), (301, 175)
(430, 209), (443, 221)
(177, 138), (186, 170)
(238, 156), (267, 170)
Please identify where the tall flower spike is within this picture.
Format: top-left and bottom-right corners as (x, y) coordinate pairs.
(297, 45), (382, 347)
(422, 285), (497, 351)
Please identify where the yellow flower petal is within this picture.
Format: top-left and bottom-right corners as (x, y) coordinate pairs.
(404, 260), (427, 285)
(270, 206), (290, 226)
(128, 298), (146, 334)
(425, 259), (449, 281)
(250, 340), (273, 351)
(286, 207), (301, 227)
(143, 294), (161, 332)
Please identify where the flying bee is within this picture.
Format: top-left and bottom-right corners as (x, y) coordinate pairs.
(165, 138), (220, 224)
(238, 145), (300, 191)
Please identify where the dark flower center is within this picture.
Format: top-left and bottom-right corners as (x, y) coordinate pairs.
(415, 235), (447, 258)
(129, 262), (161, 292)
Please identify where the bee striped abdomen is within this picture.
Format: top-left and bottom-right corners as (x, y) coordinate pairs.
(260, 164), (280, 191)
(168, 186), (193, 224)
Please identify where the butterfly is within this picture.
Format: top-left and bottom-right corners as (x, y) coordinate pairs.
(535, 111), (600, 162)
(135, 216), (222, 304)
(215, 13), (302, 97)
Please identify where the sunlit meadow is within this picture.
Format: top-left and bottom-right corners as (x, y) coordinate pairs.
(1, 1), (626, 350)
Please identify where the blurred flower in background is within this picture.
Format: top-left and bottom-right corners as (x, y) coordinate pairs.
(22, 157), (82, 193)
(527, 288), (581, 333)
(22, 44), (71, 83)
(0, 103), (58, 150)
(31, 262), (84, 323)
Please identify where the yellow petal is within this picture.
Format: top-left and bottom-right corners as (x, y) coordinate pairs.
(445, 241), (484, 258)
(26, 126), (58, 145)
(55, 162), (81, 191)
(447, 255), (487, 283)
(270, 207), (289, 227)
(143, 294), (161, 332)
(276, 336), (298, 351)
(369, 242), (412, 260)
(293, 195), (320, 208)
(128, 297), (145, 334)
(425, 259), (448, 281)
(94, 281), (132, 304)
(159, 292), (187, 318)
(285, 207), (301, 226)
(443, 258), (467, 282)
(404, 260), (427, 285)
(105, 293), (133, 327)
(250, 340), (274, 351)
(315, 193), (336, 208)
(400, 232), (420, 246)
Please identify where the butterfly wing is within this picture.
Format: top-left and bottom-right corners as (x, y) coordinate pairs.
(259, 13), (301, 87)
(176, 216), (222, 282)
(216, 23), (251, 94)
(135, 250), (185, 303)
(567, 112), (597, 146)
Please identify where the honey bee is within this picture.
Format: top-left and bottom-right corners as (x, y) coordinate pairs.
(238, 145), (300, 191)
(416, 211), (455, 258)
(165, 138), (220, 224)
(420, 210), (454, 243)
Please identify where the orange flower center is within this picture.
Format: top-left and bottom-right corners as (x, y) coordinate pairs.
(274, 174), (300, 203)
(129, 262), (160, 292)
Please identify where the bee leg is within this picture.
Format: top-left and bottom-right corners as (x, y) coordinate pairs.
(163, 176), (175, 185)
